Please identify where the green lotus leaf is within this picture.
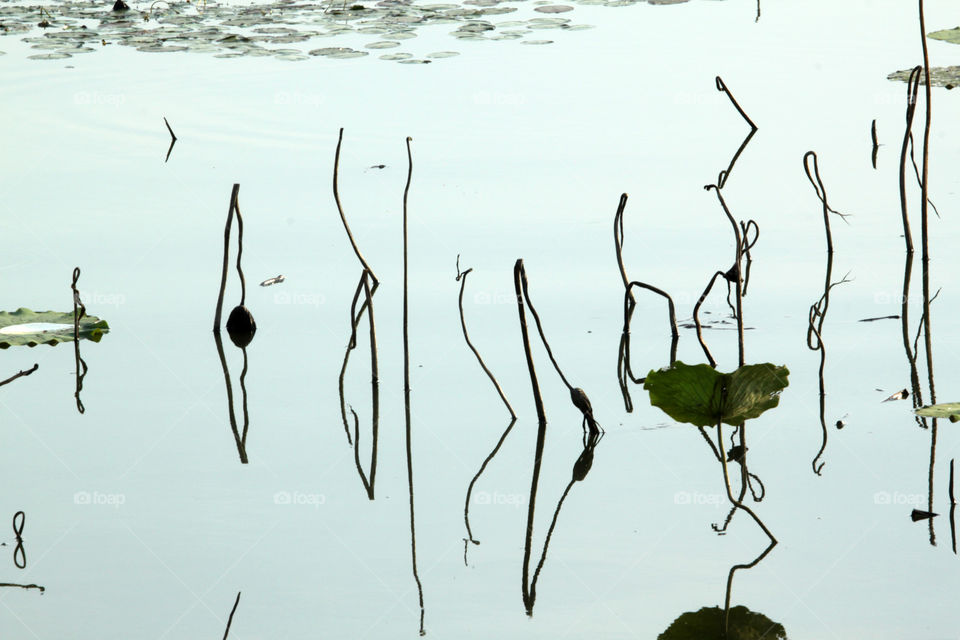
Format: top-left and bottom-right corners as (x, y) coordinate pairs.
(915, 402), (960, 422)
(658, 605), (787, 640)
(929, 27), (960, 45)
(643, 361), (789, 427)
(0, 308), (109, 348)
(888, 66), (960, 88)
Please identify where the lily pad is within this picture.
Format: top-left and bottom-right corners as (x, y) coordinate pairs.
(888, 66), (960, 88)
(0, 308), (109, 348)
(643, 361), (789, 427)
(659, 605), (787, 640)
(929, 27), (960, 45)
(915, 402), (960, 422)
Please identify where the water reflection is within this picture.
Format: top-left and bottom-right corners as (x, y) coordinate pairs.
(72, 267), (88, 414)
(522, 430), (602, 615)
(456, 261), (516, 562)
(659, 541), (784, 640)
(805, 253), (850, 476)
(615, 193), (679, 413)
(213, 184), (257, 347)
(11, 511), (26, 570)
(338, 269), (379, 500)
(163, 117), (177, 163)
(513, 258), (605, 614)
(213, 332), (251, 464)
(1, 511), (43, 593)
(802, 151), (850, 476)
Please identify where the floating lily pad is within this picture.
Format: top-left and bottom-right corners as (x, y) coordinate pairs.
(534, 4), (573, 12)
(427, 50), (459, 57)
(520, 38), (553, 44)
(0, 309), (109, 348)
(27, 52), (73, 59)
(888, 66), (960, 88)
(380, 52), (413, 59)
(915, 402), (960, 422)
(929, 27), (960, 45)
(659, 606), (787, 640)
(365, 40), (401, 48)
(643, 361), (789, 428)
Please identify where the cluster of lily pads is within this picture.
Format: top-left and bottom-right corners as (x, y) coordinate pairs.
(0, 0), (699, 62)
(889, 27), (960, 87)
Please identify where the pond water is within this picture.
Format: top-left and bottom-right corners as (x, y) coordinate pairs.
(2, 0), (960, 637)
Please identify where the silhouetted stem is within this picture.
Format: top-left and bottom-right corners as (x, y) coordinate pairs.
(716, 76), (757, 131)
(333, 128), (379, 287)
(0, 364), (38, 388)
(693, 271), (725, 368)
(717, 419), (776, 543)
(456, 263), (516, 419)
(400, 136), (425, 636)
(704, 185), (744, 367)
(222, 591), (241, 640)
(899, 67), (921, 254)
(213, 332), (248, 464)
(463, 417), (517, 551)
(214, 184), (239, 331)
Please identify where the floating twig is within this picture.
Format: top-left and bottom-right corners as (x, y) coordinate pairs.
(0, 364), (38, 388)
(871, 119), (879, 170)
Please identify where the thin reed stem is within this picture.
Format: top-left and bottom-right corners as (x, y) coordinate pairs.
(333, 128), (379, 286)
(214, 184), (239, 331)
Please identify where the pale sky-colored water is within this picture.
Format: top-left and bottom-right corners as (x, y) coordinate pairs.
(1, 1), (960, 638)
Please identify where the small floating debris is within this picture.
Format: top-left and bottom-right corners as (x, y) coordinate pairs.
(882, 389), (909, 402)
(112, 0), (129, 10)
(260, 275), (285, 287)
(911, 509), (938, 522)
(858, 315), (899, 323)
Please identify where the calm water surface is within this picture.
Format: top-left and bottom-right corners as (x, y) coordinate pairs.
(2, 0), (960, 637)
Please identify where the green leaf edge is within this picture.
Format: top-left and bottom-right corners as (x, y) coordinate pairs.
(0, 308), (110, 349)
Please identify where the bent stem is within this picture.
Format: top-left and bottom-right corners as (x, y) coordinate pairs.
(704, 185), (744, 367)
(214, 184), (239, 331)
(899, 67), (921, 253)
(463, 417), (517, 555)
(456, 261), (516, 419)
(333, 128), (379, 287)
(717, 418), (776, 544)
